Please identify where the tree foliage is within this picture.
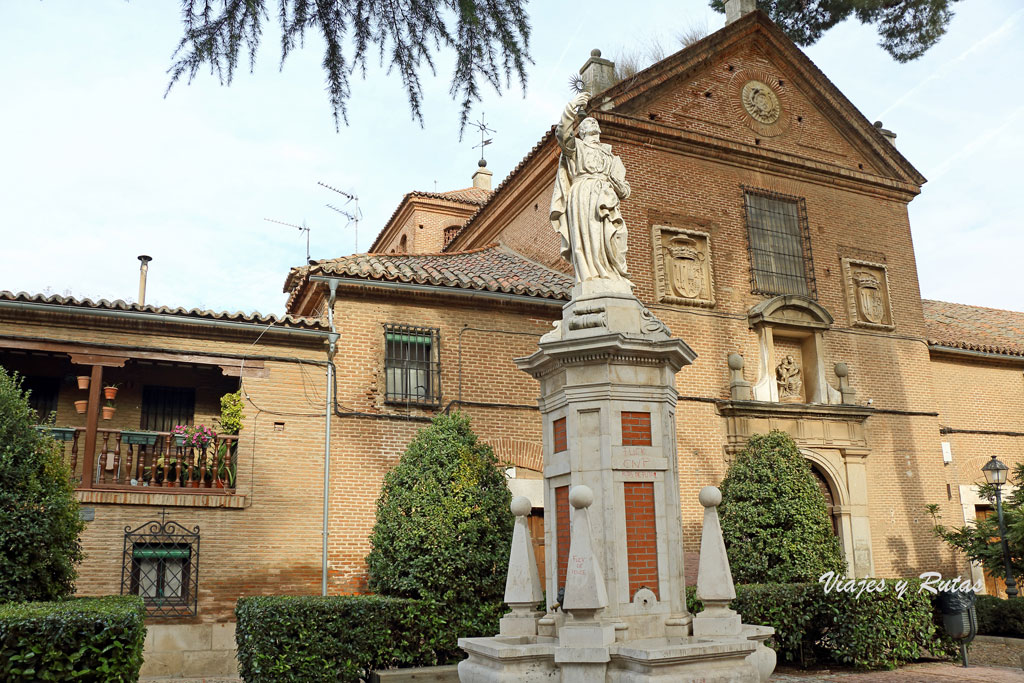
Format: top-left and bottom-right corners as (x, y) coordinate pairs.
(719, 430), (846, 584)
(168, 0), (531, 132)
(0, 366), (85, 603)
(928, 462), (1024, 583)
(366, 411), (512, 605)
(710, 0), (961, 63)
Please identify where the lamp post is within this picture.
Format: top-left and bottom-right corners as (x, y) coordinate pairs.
(982, 455), (1018, 598)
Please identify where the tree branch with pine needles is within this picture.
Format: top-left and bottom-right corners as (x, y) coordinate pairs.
(167, 0), (532, 132)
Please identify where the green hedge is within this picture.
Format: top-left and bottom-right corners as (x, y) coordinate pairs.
(235, 595), (503, 682)
(0, 596), (146, 681)
(687, 581), (957, 670)
(976, 594), (1024, 637)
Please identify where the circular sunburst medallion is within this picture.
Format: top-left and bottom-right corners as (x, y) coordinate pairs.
(729, 69), (789, 137)
(741, 80), (780, 125)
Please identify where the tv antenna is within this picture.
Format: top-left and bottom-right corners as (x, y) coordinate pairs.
(319, 181), (362, 252)
(265, 217), (311, 263)
(469, 113), (496, 163)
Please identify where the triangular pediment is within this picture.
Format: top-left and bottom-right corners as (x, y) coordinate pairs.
(599, 11), (923, 186)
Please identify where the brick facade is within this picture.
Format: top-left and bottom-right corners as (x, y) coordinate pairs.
(0, 10), (1019, 630)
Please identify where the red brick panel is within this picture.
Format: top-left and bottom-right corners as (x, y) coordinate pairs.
(553, 417), (567, 453)
(555, 485), (570, 595)
(621, 412), (652, 446)
(624, 481), (659, 598)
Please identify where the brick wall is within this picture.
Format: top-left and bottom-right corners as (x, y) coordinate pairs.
(624, 482), (659, 598)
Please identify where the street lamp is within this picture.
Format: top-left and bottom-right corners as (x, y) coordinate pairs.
(981, 455), (1018, 598)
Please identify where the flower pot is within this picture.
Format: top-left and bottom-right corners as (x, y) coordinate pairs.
(173, 434), (187, 447)
(101, 406), (115, 420)
(103, 386), (119, 400)
(74, 400), (88, 414)
(76, 376), (90, 390)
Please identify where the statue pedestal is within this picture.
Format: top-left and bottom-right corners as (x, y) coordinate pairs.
(459, 292), (772, 682)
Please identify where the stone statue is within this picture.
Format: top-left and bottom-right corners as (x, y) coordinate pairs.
(775, 355), (802, 402)
(551, 92), (632, 287)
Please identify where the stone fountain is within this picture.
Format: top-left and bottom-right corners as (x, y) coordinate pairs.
(457, 94), (776, 682)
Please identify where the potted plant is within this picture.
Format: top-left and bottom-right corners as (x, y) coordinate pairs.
(74, 400), (88, 414)
(101, 401), (115, 420)
(153, 463), (165, 485)
(76, 375), (90, 390)
(188, 464), (202, 488)
(103, 383), (119, 400)
(171, 424), (188, 447)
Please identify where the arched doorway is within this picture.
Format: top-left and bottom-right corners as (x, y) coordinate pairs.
(810, 464), (840, 537)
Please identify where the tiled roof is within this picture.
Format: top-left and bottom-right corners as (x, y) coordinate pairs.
(368, 186), (493, 253)
(923, 299), (1024, 358)
(285, 244), (572, 302)
(0, 290), (325, 330)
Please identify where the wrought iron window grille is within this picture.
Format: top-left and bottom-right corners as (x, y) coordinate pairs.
(121, 516), (199, 617)
(384, 324), (441, 407)
(740, 186), (817, 299)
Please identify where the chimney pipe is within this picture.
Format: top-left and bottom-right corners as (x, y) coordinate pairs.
(137, 255), (152, 306)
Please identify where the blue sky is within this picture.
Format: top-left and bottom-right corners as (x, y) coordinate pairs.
(0, 1), (1020, 314)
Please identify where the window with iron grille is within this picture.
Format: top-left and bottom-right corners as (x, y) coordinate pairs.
(384, 324), (441, 406)
(741, 187), (817, 298)
(121, 518), (199, 617)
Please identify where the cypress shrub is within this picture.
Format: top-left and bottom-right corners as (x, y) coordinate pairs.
(0, 365), (84, 603)
(0, 596), (146, 681)
(366, 412), (512, 651)
(719, 430), (846, 584)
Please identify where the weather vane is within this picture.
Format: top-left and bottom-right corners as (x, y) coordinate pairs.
(469, 113), (496, 163)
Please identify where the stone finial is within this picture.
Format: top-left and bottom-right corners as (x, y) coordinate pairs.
(579, 49), (615, 96)
(834, 362), (857, 405)
(873, 120), (897, 146)
(728, 353), (752, 401)
(694, 486), (742, 636)
(472, 159), (493, 191)
(500, 495), (544, 636)
(724, 0), (757, 25)
(562, 485), (608, 616)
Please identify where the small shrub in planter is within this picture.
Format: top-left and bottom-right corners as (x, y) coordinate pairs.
(0, 595), (146, 681)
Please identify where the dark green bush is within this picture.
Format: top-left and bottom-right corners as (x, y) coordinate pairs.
(236, 594), (487, 682)
(366, 412), (512, 643)
(976, 594), (1024, 637)
(0, 596), (146, 681)
(719, 431), (846, 584)
(687, 580), (956, 670)
(0, 366), (85, 603)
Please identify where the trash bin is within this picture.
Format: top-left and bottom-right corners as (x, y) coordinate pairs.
(937, 589), (977, 667)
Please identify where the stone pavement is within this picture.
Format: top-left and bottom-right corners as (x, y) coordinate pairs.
(771, 662), (1024, 681)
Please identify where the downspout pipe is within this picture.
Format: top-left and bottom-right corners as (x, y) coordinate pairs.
(322, 280), (339, 596)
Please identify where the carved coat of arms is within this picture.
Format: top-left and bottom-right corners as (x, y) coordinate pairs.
(666, 236), (705, 299)
(854, 271), (884, 324)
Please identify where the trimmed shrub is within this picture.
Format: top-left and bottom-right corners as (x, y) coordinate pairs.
(236, 595), (469, 682)
(0, 365), (85, 603)
(0, 596), (146, 681)
(686, 581), (956, 670)
(719, 431), (845, 584)
(976, 594), (1024, 637)
(366, 412), (512, 641)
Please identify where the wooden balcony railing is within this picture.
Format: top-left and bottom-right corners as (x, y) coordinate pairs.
(37, 427), (239, 492)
